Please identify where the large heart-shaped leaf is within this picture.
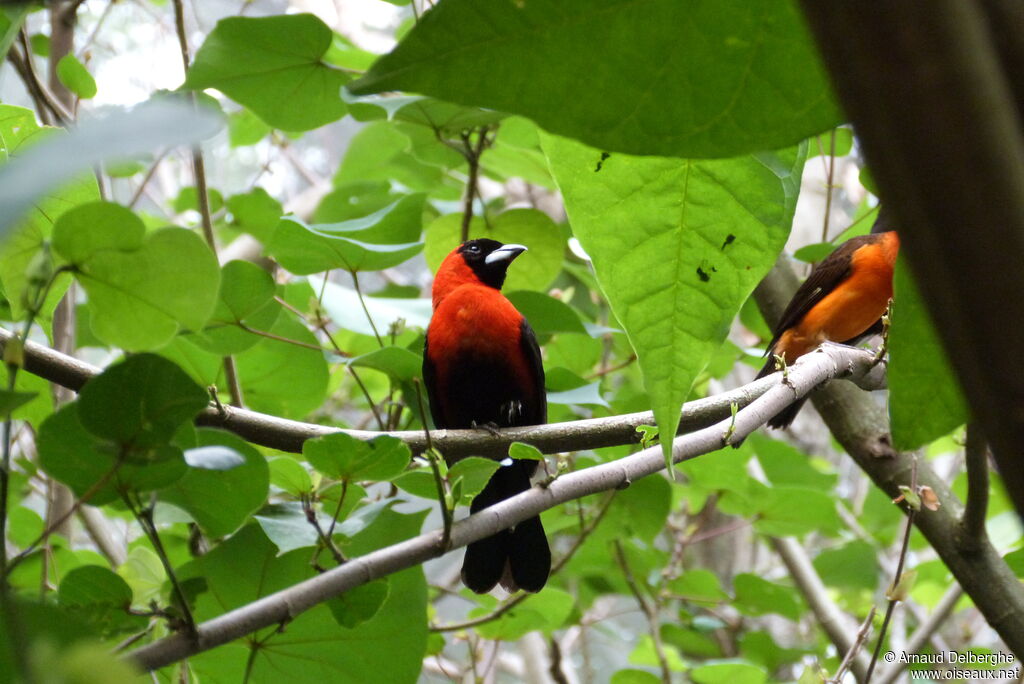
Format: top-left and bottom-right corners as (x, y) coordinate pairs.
(185, 14), (349, 131)
(52, 202), (220, 350)
(543, 133), (804, 464)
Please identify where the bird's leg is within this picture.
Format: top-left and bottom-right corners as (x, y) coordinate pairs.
(471, 420), (504, 437)
(773, 352), (791, 385)
(872, 298), (894, 366)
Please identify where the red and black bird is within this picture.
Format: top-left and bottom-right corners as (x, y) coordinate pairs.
(757, 210), (900, 429)
(423, 239), (551, 593)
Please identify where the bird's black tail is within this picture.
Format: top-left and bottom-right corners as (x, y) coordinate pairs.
(755, 355), (807, 431)
(461, 460), (550, 594)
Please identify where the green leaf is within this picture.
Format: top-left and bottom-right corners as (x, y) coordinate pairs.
(345, 92), (507, 136)
(691, 662), (767, 684)
(304, 433), (411, 482)
(349, 0), (840, 158)
(508, 442), (544, 462)
(188, 519), (427, 684)
(505, 290), (587, 336)
(349, 346), (422, 383)
(186, 260), (281, 355)
(313, 181), (398, 224)
(58, 565), (132, 608)
(424, 209), (564, 292)
(612, 670), (662, 684)
(253, 502), (321, 553)
(327, 579), (389, 629)
(448, 456), (500, 503)
(269, 194), (425, 274)
(76, 353), (208, 450)
(227, 108), (272, 147)
(172, 186), (224, 214)
(185, 14), (349, 131)
(753, 486), (841, 537)
(314, 275), (432, 336)
(56, 54), (97, 99)
(37, 404), (187, 505)
(160, 430), (270, 537)
(595, 474), (671, 543)
(792, 242), (837, 264)
(473, 587), (575, 640)
(268, 457), (312, 496)
(225, 187), (283, 241)
(0, 105), (98, 321)
(750, 433), (836, 490)
(889, 258), (969, 449)
(547, 380), (608, 408)
(0, 388), (36, 417)
(233, 312), (329, 419)
(666, 569), (730, 604)
(544, 133), (804, 466)
(57, 565), (145, 636)
(733, 573), (803, 621)
(52, 202), (220, 350)
(812, 540), (879, 591)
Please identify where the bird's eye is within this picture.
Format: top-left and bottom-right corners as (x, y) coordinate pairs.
(466, 244), (480, 254)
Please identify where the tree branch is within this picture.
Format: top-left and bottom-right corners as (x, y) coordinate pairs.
(755, 258), (1024, 655)
(959, 422), (990, 551)
(771, 536), (871, 681)
(0, 324), (786, 458)
(124, 343), (884, 671)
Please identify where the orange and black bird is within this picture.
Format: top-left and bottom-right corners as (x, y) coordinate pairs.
(757, 209), (900, 429)
(423, 239), (551, 593)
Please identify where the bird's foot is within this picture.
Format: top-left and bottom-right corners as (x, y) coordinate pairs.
(471, 420), (504, 437)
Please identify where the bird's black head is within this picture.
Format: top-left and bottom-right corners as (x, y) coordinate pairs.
(458, 238), (528, 290)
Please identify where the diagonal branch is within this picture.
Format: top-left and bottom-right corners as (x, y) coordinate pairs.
(0, 324), (838, 459)
(124, 343), (884, 671)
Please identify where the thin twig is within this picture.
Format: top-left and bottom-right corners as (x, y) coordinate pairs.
(865, 458), (919, 683)
(614, 540), (671, 683)
(349, 271), (384, 346)
(830, 606), (876, 683)
(171, 0), (243, 408)
(128, 493), (198, 638)
(820, 129), (838, 243)
(128, 151), (169, 209)
(459, 127), (491, 242)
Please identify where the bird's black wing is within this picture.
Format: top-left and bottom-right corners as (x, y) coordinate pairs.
(518, 318), (547, 427)
(421, 334), (445, 429)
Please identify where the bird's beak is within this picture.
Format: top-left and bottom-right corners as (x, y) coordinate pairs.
(484, 244), (528, 265)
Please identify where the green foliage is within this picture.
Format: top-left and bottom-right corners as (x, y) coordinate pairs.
(544, 133), (805, 464)
(53, 202), (220, 350)
(349, 0), (840, 158)
(56, 54), (97, 99)
(0, 4), (1004, 682)
(185, 14), (349, 131)
(269, 194), (425, 273)
(888, 258), (969, 449)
